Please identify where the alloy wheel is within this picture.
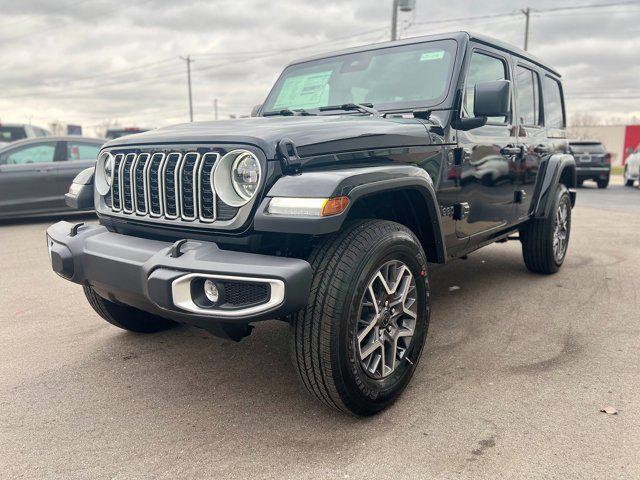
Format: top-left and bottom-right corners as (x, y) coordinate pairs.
(356, 260), (417, 379)
(553, 200), (569, 263)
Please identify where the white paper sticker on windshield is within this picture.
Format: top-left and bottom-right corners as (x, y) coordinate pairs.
(273, 71), (332, 109)
(420, 51), (445, 61)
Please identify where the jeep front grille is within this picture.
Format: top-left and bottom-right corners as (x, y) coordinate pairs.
(106, 148), (239, 224)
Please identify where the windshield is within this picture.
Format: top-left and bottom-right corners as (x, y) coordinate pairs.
(570, 143), (606, 154)
(0, 126), (27, 142)
(263, 39), (457, 113)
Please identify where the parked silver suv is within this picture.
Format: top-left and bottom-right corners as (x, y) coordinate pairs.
(0, 122), (51, 145)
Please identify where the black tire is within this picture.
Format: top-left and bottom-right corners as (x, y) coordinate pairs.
(597, 177), (609, 189)
(83, 286), (178, 333)
(521, 184), (571, 274)
(291, 220), (430, 416)
(624, 168), (634, 187)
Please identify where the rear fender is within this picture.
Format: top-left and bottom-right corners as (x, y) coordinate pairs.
(532, 153), (576, 218)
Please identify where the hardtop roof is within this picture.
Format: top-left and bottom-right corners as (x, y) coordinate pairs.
(289, 31), (561, 78)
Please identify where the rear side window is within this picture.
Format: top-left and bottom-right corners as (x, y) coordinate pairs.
(543, 76), (565, 129)
(464, 51), (509, 124)
(516, 66), (540, 126)
(0, 142), (56, 165)
(67, 142), (101, 161)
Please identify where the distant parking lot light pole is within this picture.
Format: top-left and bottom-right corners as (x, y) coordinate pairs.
(391, 0), (416, 41)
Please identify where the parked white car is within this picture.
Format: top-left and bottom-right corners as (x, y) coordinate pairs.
(624, 146), (640, 187)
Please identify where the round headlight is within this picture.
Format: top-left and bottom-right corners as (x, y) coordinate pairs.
(95, 152), (114, 196)
(231, 152), (260, 200)
(213, 150), (262, 207)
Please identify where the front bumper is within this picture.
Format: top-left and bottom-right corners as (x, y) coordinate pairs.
(46, 221), (312, 328)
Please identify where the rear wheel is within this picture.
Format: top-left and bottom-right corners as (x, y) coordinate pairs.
(597, 176), (609, 189)
(291, 220), (430, 416)
(521, 184), (571, 274)
(84, 286), (178, 333)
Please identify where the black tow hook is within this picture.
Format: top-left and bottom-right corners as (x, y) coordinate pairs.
(169, 239), (188, 258)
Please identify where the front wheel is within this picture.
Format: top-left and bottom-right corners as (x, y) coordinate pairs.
(521, 184), (571, 274)
(624, 167), (634, 187)
(291, 220), (430, 416)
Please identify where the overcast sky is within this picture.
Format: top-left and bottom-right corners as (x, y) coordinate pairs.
(1, 0), (639, 134)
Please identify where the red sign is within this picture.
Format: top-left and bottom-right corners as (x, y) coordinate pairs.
(623, 125), (640, 165)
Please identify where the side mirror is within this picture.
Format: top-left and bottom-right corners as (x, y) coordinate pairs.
(474, 80), (511, 118)
(251, 104), (262, 117)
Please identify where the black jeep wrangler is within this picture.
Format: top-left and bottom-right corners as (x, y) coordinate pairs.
(47, 32), (576, 416)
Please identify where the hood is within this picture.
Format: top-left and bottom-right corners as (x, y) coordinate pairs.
(104, 115), (434, 159)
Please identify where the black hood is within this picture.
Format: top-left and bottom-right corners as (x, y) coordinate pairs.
(104, 115), (434, 158)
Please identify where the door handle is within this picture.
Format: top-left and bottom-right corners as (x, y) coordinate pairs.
(533, 145), (550, 154)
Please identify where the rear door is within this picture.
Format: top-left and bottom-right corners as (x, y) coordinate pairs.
(513, 62), (546, 220)
(56, 140), (102, 194)
(0, 141), (62, 216)
(455, 46), (518, 238)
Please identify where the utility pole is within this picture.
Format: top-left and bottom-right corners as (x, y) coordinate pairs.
(213, 98), (218, 121)
(391, 0), (416, 41)
(522, 8), (531, 51)
(180, 55), (194, 122)
(391, 0), (399, 41)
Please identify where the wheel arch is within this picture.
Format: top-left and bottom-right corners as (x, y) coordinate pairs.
(253, 165), (447, 263)
(531, 153), (576, 218)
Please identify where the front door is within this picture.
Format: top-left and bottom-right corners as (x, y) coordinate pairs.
(455, 47), (517, 238)
(0, 141), (61, 216)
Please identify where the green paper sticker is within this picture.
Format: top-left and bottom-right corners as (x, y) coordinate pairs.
(273, 70), (332, 109)
(420, 51), (445, 61)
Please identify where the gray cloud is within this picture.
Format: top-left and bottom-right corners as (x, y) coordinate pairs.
(0, 0), (639, 133)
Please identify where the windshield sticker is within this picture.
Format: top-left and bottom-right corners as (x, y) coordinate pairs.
(420, 51), (445, 62)
(273, 71), (332, 109)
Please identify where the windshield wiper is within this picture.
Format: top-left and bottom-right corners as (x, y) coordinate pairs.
(262, 108), (315, 117)
(318, 103), (380, 116)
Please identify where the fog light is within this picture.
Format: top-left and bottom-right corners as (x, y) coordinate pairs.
(203, 279), (220, 303)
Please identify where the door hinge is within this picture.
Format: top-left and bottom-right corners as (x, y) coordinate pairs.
(452, 147), (466, 166)
(453, 202), (470, 220)
(514, 190), (527, 204)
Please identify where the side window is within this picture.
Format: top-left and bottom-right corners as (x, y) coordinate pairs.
(0, 142), (56, 165)
(543, 76), (565, 129)
(516, 66), (541, 126)
(464, 51), (509, 124)
(67, 142), (101, 161)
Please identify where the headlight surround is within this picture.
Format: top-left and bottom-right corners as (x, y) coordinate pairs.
(95, 151), (114, 196)
(213, 149), (262, 207)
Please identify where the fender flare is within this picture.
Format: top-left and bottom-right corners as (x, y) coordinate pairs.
(532, 153), (576, 218)
(253, 165), (446, 262)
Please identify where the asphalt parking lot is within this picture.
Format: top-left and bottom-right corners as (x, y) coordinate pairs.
(1, 179), (638, 479)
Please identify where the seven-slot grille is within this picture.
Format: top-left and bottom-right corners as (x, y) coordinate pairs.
(107, 149), (238, 223)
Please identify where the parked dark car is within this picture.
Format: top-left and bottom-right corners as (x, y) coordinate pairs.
(569, 140), (611, 188)
(48, 32), (575, 415)
(0, 136), (104, 218)
(0, 122), (51, 145)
